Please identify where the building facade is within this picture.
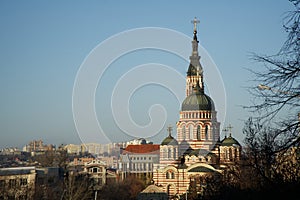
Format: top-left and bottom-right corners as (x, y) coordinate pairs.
(152, 18), (241, 199)
(119, 144), (160, 182)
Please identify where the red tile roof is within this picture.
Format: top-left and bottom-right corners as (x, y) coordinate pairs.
(123, 144), (160, 154)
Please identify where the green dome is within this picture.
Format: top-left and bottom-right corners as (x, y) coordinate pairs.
(220, 135), (240, 146)
(182, 84), (215, 111)
(161, 135), (178, 146)
(188, 166), (216, 173)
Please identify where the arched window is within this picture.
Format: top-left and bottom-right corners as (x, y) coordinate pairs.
(167, 185), (171, 195)
(171, 172), (175, 179)
(205, 125), (209, 140)
(173, 148), (177, 159)
(229, 148), (233, 161)
(189, 125), (193, 140)
(182, 126), (186, 140)
(163, 148), (167, 159)
(197, 125), (201, 140)
(168, 148), (172, 159)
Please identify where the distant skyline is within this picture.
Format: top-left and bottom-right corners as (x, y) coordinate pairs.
(0, 0), (294, 148)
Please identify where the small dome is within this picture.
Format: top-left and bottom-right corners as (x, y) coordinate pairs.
(220, 135), (240, 146)
(182, 84), (214, 111)
(161, 135), (178, 146)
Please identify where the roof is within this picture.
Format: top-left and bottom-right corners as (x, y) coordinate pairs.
(181, 83), (215, 111)
(140, 184), (165, 193)
(122, 144), (160, 154)
(188, 166), (216, 173)
(220, 135), (240, 146)
(0, 166), (36, 176)
(161, 135), (178, 146)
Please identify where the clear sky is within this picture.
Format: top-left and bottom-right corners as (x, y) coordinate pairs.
(0, 0), (294, 149)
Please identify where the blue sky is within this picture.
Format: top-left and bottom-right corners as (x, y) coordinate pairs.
(0, 0), (294, 148)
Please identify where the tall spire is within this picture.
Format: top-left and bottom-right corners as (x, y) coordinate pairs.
(192, 17), (200, 42)
(187, 17), (202, 76)
(186, 17), (204, 96)
(167, 125), (173, 137)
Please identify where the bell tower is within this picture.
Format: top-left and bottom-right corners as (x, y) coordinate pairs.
(186, 17), (204, 97)
(177, 18), (220, 155)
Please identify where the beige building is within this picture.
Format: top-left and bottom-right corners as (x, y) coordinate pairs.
(119, 144), (160, 182)
(23, 140), (55, 153)
(0, 166), (64, 200)
(80, 159), (118, 190)
(0, 167), (36, 200)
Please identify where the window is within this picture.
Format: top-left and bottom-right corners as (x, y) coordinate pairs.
(182, 126), (186, 140)
(168, 148), (172, 159)
(173, 148), (177, 158)
(229, 148), (233, 161)
(9, 179), (16, 187)
(163, 148), (167, 159)
(171, 172), (175, 179)
(205, 125), (209, 140)
(166, 171), (175, 179)
(197, 125), (201, 140)
(0, 180), (5, 187)
(20, 178), (27, 186)
(189, 125), (193, 140)
(93, 167), (98, 173)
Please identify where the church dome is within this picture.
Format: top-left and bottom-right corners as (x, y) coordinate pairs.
(161, 135), (178, 146)
(220, 135), (240, 146)
(181, 83), (215, 111)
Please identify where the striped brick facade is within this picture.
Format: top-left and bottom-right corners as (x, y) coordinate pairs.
(151, 19), (241, 199)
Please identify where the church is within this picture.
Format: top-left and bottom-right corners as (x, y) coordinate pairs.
(151, 18), (242, 198)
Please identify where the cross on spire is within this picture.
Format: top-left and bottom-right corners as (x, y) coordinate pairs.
(167, 125), (173, 137)
(222, 127), (229, 138)
(191, 17), (200, 32)
(227, 124), (233, 137)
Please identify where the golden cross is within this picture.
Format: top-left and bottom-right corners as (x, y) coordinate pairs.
(191, 17), (200, 32)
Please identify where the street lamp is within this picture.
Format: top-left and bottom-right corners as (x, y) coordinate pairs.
(257, 84), (298, 97)
(185, 185), (189, 200)
(258, 84), (300, 124)
(258, 84), (271, 90)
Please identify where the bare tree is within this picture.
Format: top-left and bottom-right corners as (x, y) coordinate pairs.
(245, 0), (300, 153)
(241, 0), (300, 196)
(247, 0), (300, 121)
(61, 173), (93, 200)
